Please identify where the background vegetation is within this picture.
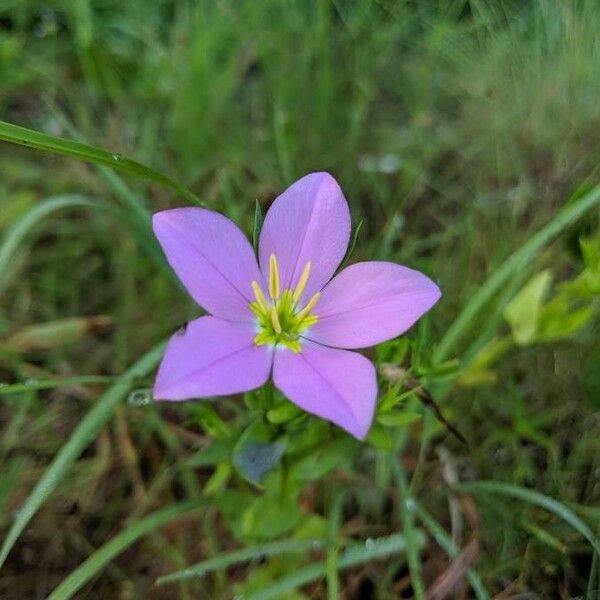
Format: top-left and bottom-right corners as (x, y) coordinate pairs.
(1, 0), (599, 598)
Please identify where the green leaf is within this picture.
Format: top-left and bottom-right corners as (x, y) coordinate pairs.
(340, 219), (363, 267)
(47, 501), (206, 600)
(234, 441), (285, 486)
(203, 462), (232, 496)
(377, 411), (422, 428)
(580, 237), (600, 271)
(233, 420), (285, 485)
(0, 119), (200, 204)
(267, 401), (302, 424)
(186, 438), (235, 468)
(291, 437), (357, 481)
(434, 182), (600, 363)
(0, 341), (167, 569)
(156, 538), (324, 586)
(192, 403), (230, 438)
(241, 494), (302, 540)
(538, 300), (596, 341)
(504, 270), (552, 345)
(253, 199), (264, 253)
(365, 424), (394, 450)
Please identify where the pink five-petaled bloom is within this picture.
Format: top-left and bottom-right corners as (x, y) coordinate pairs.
(152, 172), (441, 440)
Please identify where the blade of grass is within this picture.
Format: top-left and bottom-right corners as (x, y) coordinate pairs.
(453, 481), (600, 555)
(0, 120), (201, 205)
(434, 183), (600, 364)
(46, 500), (207, 600)
(391, 458), (426, 600)
(0, 340), (167, 568)
(156, 538), (325, 586)
(0, 194), (97, 295)
(244, 532), (425, 600)
(413, 502), (490, 600)
(0, 376), (116, 395)
(326, 491), (344, 600)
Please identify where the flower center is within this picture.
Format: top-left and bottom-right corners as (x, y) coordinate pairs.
(249, 254), (320, 352)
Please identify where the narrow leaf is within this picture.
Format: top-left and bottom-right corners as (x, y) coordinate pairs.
(0, 120), (200, 204)
(434, 183), (600, 363)
(47, 501), (206, 600)
(156, 538), (324, 586)
(253, 199), (264, 254)
(454, 481), (600, 555)
(0, 341), (167, 568)
(244, 532), (424, 600)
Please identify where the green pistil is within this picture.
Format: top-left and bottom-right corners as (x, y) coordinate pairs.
(251, 290), (318, 352)
(250, 255), (320, 353)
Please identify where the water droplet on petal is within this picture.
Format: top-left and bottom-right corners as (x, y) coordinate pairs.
(128, 388), (153, 406)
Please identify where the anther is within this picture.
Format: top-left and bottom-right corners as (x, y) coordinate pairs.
(292, 261), (311, 303)
(268, 254), (280, 300)
(251, 281), (269, 314)
(296, 292), (320, 323)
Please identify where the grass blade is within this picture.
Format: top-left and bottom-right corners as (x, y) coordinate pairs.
(326, 492), (345, 600)
(454, 481), (600, 555)
(156, 538), (324, 586)
(0, 341), (166, 568)
(47, 501), (206, 600)
(391, 459), (426, 600)
(0, 195), (97, 295)
(0, 120), (200, 205)
(434, 183), (600, 363)
(244, 532), (425, 600)
(0, 376), (117, 395)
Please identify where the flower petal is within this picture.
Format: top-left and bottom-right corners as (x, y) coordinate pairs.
(258, 173), (351, 302)
(154, 317), (273, 400)
(153, 208), (261, 321)
(273, 341), (377, 439)
(306, 261), (441, 349)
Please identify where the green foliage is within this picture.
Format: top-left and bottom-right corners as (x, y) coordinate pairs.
(1, 0), (599, 597)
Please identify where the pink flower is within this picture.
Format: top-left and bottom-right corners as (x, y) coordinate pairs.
(152, 173), (440, 439)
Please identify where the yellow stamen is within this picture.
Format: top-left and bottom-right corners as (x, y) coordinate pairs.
(251, 281), (269, 314)
(268, 254), (280, 300)
(271, 306), (282, 334)
(292, 261), (311, 303)
(296, 292), (321, 323)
